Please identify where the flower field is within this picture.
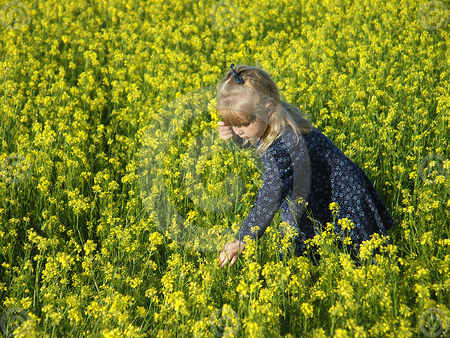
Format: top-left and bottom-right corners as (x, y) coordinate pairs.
(0, 0), (450, 337)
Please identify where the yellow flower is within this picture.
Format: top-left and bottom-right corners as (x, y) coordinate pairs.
(84, 240), (97, 256)
(329, 202), (339, 214)
(301, 302), (314, 318)
(334, 328), (349, 338)
(338, 218), (354, 231)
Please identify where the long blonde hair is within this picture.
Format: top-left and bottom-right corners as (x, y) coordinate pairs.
(216, 64), (313, 154)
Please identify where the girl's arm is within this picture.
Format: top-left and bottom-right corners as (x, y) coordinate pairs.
(235, 132), (311, 243)
(235, 138), (293, 242)
(218, 138), (291, 268)
(218, 128), (310, 267)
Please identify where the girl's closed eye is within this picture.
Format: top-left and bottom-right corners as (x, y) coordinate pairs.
(238, 122), (251, 127)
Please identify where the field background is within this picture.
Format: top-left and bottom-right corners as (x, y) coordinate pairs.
(1, 0), (450, 337)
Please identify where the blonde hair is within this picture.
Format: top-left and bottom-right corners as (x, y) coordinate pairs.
(216, 64), (313, 154)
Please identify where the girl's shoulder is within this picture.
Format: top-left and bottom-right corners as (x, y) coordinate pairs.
(261, 125), (311, 156)
(280, 124), (322, 146)
(257, 125), (329, 158)
(300, 126), (334, 146)
(282, 125), (342, 157)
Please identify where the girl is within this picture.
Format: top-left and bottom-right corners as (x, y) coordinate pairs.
(217, 64), (395, 268)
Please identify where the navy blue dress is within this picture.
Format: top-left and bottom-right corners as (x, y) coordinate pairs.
(234, 125), (395, 257)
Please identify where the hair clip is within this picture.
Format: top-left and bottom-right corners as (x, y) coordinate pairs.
(230, 63), (245, 84)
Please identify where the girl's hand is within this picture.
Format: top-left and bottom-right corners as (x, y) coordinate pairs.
(218, 239), (245, 268)
(218, 121), (234, 141)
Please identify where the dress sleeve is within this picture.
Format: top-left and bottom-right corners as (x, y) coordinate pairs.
(234, 137), (294, 243)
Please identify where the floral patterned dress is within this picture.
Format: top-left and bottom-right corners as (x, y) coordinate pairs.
(234, 125), (395, 257)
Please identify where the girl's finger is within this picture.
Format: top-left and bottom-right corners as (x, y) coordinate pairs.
(218, 251), (228, 267)
(220, 256), (228, 268)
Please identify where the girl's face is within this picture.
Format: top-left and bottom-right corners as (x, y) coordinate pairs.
(231, 114), (269, 141)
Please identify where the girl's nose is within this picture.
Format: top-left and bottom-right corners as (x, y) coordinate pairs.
(232, 126), (242, 134)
